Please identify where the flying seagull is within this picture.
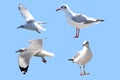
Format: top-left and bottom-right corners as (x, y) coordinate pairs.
(17, 4), (46, 33)
(56, 4), (104, 38)
(68, 40), (92, 76)
(16, 39), (54, 74)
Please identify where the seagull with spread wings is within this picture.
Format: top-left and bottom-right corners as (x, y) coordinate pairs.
(17, 4), (46, 33)
(16, 39), (54, 74)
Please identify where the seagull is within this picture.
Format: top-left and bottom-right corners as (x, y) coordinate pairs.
(17, 4), (46, 33)
(68, 40), (92, 76)
(16, 39), (54, 74)
(56, 4), (104, 38)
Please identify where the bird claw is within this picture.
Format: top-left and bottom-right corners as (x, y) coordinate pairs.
(35, 30), (41, 33)
(42, 58), (47, 63)
(74, 35), (79, 38)
(80, 73), (89, 76)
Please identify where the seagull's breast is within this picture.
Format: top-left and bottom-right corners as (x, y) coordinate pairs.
(74, 48), (92, 65)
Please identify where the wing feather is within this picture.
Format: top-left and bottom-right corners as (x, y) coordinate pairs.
(28, 39), (43, 51)
(18, 4), (34, 22)
(18, 49), (36, 74)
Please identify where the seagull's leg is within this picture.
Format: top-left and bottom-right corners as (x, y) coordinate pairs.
(80, 65), (84, 76)
(35, 29), (41, 33)
(83, 65), (89, 75)
(74, 28), (80, 38)
(41, 57), (47, 63)
(77, 28), (80, 38)
(74, 28), (78, 38)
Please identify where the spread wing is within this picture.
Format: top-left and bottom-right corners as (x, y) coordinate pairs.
(28, 39), (43, 51)
(18, 4), (34, 22)
(18, 49), (36, 74)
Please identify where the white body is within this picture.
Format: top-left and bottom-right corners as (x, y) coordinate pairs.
(74, 46), (92, 65)
(70, 41), (92, 65)
(23, 22), (46, 31)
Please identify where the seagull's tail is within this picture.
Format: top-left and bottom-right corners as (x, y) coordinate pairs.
(41, 28), (47, 31)
(68, 58), (74, 61)
(36, 50), (54, 57)
(96, 19), (104, 22)
(39, 25), (46, 31)
(37, 21), (48, 25)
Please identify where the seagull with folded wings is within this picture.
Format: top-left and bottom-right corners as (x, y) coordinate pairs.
(56, 4), (104, 38)
(68, 41), (92, 76)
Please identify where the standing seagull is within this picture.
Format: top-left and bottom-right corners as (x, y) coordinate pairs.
(68, 40), (92, 76)
(16, 39), (54, 74)
(17, 4), (46, 33)
(56, 4), (104, 38)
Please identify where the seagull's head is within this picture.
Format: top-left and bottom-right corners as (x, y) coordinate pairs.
(56, 4), (70, 12)
(83, 40), (89, 47)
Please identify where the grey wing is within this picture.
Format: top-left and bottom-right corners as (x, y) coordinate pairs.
(18, 4), (34, 22)
(72, 14), (96, 24)
(18, 49), (35, 74)
(28, 39), (43, 51)
(72, 14), (87, 23)
(74, 51), (81, 58)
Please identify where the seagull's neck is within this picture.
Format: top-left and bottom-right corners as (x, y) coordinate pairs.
(83, 45), (92, 53)
(83, 46), (90, 50)
(64, 9), (75, 17)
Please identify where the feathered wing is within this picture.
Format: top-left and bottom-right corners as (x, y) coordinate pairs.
(74, 51), (81, 58)
(68, 51), (81, 62)
(18, 49), (36, 74)
(28, 39), (43, 51)
(18, 4), (34, 22)
(72, 14), (101, 24)
(72, 14), (87, 23)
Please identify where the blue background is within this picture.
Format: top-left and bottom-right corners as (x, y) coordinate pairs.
(0, 0), (119, 80)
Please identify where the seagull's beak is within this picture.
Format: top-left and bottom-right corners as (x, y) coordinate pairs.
(83, 44), (85, 46)
(17, 26), (20, 29)
(56, 8), (61, 11)
(16, 50), (20, 53)
(17, 25), (24, 29)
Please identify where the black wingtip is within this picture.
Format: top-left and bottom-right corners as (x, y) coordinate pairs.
(19, 66), (29, 75)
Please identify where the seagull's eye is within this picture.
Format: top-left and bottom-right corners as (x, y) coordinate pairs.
(61, 6), (66, 9)
(86, 41), (89, 44)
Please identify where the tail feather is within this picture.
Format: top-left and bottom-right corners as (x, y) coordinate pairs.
(35, 50), (54, 57)
(68, 58), (74, 61)
(96, 19), (104, 22)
